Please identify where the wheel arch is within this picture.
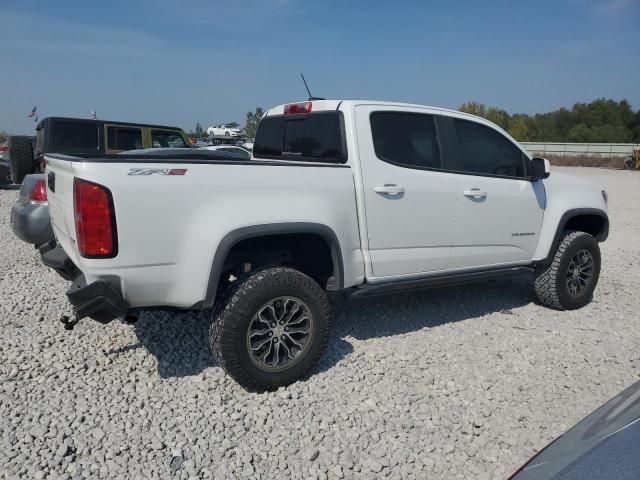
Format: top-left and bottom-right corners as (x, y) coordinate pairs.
(536, 208), (608, 266)
(201, 223), (344, 309)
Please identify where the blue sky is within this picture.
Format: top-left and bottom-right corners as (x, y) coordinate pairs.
(1, 0), (639, 134)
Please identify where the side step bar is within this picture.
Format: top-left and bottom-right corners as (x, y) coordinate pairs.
(348, 266), (534, 300)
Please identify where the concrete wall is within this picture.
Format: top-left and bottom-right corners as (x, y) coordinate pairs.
(521, 142), (638, 158)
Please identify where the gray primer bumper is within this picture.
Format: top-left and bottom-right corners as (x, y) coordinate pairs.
(11, 201), (54, 245)
(10, 174), (54, 245)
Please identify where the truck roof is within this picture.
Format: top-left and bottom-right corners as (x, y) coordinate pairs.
(263, 99), (512, 138)
(265, 99), (476, 118)
(36, 117), (186, 132)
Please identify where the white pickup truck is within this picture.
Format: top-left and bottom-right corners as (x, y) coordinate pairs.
(41, 100), (609, 391)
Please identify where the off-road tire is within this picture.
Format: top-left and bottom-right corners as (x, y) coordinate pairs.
(209, 267), (331, 391)
(8, 136), (35, 184)
(534, 230), (601, 310)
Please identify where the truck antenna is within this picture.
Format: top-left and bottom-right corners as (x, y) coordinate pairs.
(300, 73), (325, 101)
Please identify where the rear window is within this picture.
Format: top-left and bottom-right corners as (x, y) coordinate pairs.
(107, 126), (143, 151)
(253, 112), (346, 163)
(151, 130), (189, 148)
(52, 122), (99, 152)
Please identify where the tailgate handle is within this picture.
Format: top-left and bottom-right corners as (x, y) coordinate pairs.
(48, 171), (55, 193)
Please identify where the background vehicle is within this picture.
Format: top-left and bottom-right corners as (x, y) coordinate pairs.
(0, 136), (36, 186)
(206, 124), (241, 137)
(0, 140), (8, 161)
(10, 174), (54, 245)
(42, 99), (608, 391)
(4, 118), (192, 184)
(202, 144), (251, 159)
(0, 140), (10, 185)
(511, 379), (640, 479)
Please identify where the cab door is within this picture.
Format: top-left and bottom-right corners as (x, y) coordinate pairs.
(355, 105), (458, 278)
(437, 116), (545, 269)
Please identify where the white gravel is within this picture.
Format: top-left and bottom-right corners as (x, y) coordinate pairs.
(1, 167), (639, 479)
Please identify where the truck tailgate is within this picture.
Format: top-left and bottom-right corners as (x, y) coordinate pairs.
(46, 155), (80, 264)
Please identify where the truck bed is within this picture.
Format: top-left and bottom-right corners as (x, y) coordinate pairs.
(45, 153), (364, 309)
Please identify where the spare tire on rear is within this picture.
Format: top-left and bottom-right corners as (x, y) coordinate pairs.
(8, 136), (35, 184)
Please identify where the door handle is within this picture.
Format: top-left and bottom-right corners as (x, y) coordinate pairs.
(463, 188), (487, 198)
(374, 184), (405, 196)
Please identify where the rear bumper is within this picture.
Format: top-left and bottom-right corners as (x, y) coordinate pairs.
(40, 242), (129, 323)
(11, 201), (55, 245)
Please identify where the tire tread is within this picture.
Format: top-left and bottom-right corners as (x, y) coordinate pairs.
(534, 230), (598, 310)
(209, 267), (331, 391)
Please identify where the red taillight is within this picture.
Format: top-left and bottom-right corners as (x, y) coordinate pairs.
(30, 180), (48, 204)
(74, 178), (117, 258)
(284, 102), (312, 115)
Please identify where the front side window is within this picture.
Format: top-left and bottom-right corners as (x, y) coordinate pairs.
(370, 112), (441, 169)
(151, 130), (188, 148)
(253, 112), (345, 163)
(107, 127), (143, 151)
(453, 119), (527, 177)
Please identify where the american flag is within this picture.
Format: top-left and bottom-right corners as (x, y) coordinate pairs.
(28, 106), (37, 118)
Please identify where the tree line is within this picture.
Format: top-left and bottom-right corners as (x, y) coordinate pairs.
(459, 98), (640, 143)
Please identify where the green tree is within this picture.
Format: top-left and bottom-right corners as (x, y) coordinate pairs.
(459, 102), (510, 129)
(193, 123), (205, 138)
(458, 101), (486, 117)
(567, 124), (593, 143)
(459, 98), (638, 143)
(508, 115), (530, 141)
(244, 107), (264, 139)
(485, 107), (510, 130)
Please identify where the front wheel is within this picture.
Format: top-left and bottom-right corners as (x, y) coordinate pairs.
(209, 267), (331, 391)
(534, 230), (601, 310)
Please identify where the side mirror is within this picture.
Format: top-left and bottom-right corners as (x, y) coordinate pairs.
(531, 157), (550, 181)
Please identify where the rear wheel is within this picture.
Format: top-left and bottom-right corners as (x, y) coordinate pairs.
(8, 136), (35, 184)
(209, 267), (331, 391)
(534, 230), (601, 310)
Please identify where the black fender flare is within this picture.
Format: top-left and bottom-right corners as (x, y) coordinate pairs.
(536, 208), (609, 267)
(200, 222), (344, 309)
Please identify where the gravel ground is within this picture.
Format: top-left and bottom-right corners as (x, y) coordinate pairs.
(1, 167), (639, 480)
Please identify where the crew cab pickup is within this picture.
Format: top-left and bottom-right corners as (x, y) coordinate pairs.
(42, 100), (609, 391)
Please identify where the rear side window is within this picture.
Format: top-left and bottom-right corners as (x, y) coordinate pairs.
(452, 119), (527, 177)
(52, 122), (99, 151)
(151, 130), (188, 148)
(370, 112), (441, 169)
(107, 126), (143, 151)
(254, 112), (346, 163)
